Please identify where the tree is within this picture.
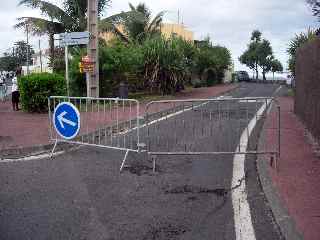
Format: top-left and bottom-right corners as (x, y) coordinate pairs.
(240, 30), (262, 80)
(239, 44), (257, 79)
(16, 0), (131, 65)
(0, 55), (19, 71)
(122, 3), (164, 43)
(240, 30), (275, 80)
(257, 39), (273, 80)
(307, 0), (320, 20)
(270, 59), (283, 80)
(287, 28), (316, 75)
(15, 0), (74, 65)
(13, 41), (35, 66)
(194, 38), (231, 86)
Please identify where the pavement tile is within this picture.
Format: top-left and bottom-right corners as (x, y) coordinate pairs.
(267, 96), (320, 240)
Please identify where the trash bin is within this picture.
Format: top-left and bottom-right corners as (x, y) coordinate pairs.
(118, 82), (128, 99)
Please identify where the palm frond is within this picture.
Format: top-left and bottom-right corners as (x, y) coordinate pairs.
(99, 21), (129, 43)
(15, 17), (65, 35)
(147, 11), (165, 33)
(128, 3), (135, 11)
(18, 0), (72, 24)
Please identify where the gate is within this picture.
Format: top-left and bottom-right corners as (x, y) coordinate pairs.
(48, 96), (141, 171)
(145, 97), (280, 171)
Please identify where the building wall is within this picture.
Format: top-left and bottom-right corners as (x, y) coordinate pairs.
(223, 64), (235, 83)
(22, 50), (52, 75)
(160, 23), (194, 42)
(99, 23), (194, 42)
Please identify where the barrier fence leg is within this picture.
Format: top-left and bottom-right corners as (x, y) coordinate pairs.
(152, 155), (157, 173)
(120, 149), (130, 173)
(50, 140), (58, 159)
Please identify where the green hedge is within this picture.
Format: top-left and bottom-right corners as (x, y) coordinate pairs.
(19, 73), (66, 112)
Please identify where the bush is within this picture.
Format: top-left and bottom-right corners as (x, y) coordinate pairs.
(69, 48), (87, 97)
(99, 40), (144, 97)
(19, 73), (66, 112)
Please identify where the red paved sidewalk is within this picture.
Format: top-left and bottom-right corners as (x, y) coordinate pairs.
(0, 84), (236, 151)
(268, 96), (320, 240)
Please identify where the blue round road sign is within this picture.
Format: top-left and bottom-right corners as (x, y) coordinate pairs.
(53, 102), (80, 140)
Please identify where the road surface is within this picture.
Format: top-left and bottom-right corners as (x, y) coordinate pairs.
(0, 83), (283, 240)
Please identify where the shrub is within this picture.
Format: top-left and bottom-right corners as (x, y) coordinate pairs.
(69, 48), (87, 97)
(99, 40), (144, 97)
(19, 73), (66, 112)
(142, 36), (195, 95)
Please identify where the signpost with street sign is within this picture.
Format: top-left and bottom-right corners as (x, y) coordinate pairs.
(55, 31), (90, 47)
(53, 102), (80, 140)
(54, 32), (90, 96)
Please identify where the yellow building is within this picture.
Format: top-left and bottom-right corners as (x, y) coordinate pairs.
(160, 23), (194, 42)
(99, 23), (194, 42)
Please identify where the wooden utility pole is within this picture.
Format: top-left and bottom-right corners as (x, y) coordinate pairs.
(87, 0), (99, 97)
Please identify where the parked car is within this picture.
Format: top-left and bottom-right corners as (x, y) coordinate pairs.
(235, 71), (250, 82)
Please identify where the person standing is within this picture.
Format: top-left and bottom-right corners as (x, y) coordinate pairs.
(11, 76), (20, 111)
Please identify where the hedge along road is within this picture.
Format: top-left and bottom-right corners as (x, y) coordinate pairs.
(0, 83), (283, 240)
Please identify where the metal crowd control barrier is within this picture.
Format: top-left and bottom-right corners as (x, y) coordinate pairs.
(145, 97), (280, 171)
(0, 84), (7, 101)
(48, 96), (141, 171)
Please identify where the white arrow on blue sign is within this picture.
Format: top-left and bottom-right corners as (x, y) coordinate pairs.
(53, 102), (80, 140)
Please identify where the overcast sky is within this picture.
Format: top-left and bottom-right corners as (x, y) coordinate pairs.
(0, 0), (319, 73)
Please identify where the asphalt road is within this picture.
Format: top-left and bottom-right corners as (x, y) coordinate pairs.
(0, 83), (283, 240)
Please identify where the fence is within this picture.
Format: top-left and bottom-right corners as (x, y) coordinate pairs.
(48, 96), (141, 171)
(295, 37), (320, 142)
(48, 96), (280, 172)
(145, 97), (280, 171)
(0, 84), (8, 101)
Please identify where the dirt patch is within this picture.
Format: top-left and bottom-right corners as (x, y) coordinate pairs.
(143, 222), (189, 240)
(164, 185), (228, 197)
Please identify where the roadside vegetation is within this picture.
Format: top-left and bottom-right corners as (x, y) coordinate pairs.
(13, 0), (232, 103)
(239, 30), (283, 80)
(287, 29), (317, 76)
(286, 1), (319, 76)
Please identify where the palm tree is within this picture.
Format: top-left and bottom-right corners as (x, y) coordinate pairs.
(287, 28), (316, 75)
(270, 59), (283, 80)
(15, 0), (135, 64)
(15, 0), (74, 65)
(124, 3), (165, 43)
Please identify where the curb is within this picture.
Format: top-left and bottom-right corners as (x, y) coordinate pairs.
(256, 102), (303, 240)
(0, 84), (239, 159)
(0, 142), (76, 160)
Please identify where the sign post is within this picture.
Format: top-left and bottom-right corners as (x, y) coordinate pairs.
(54, 31), (90, 96)
(65, 46), (69, 96)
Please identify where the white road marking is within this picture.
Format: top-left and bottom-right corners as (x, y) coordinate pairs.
(232, 85), (281, 240)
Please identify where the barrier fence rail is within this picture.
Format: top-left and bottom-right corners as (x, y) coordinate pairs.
(48, 96), (280, 172)
(144, 97), (280, 171)
(48, 96), (141, 170)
